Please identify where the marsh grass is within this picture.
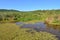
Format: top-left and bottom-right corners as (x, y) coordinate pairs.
(0, 23), (58, 40)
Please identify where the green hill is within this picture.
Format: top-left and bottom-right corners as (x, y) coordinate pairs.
(0, 9), (60, 25)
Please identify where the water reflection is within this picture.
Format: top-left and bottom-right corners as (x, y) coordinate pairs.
(16, 22), (60, 40)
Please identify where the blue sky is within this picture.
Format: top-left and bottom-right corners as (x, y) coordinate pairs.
(0, 0), (60, 11)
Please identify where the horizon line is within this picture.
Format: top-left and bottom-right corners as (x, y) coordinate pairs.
(0, 8), (60, 11)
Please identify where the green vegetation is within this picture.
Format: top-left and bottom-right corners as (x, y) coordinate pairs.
(0, 9), (60, 24)
(0, 23), (58, 40)
(0, 9), (60, 40)
(0, 23), (20, 40)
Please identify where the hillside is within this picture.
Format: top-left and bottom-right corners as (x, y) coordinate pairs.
(0, 9), (60, 40)
(0, 9), (60, 25)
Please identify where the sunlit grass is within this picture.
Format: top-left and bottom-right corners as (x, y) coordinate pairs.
(0, 23), (58, 40)
(13, 28), (58, 40)
(24, 20), (42, 24)
(0, 23), (20, 40)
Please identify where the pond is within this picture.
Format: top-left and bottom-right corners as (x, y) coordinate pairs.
(16, 22), (60, 40)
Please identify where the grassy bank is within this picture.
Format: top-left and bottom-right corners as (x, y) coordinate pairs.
(0, 23), (58, 40)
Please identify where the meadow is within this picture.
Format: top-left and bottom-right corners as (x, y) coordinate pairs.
(0, 9), (60, 24)
(0, 9), (60, 40)
(0, 23), (58, 40)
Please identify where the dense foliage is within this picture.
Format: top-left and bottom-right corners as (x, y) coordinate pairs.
(0, 23), (58, 40)
(0, 9), (60, 23)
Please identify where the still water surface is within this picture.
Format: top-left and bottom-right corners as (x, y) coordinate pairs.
(16, 22), (60, 40)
